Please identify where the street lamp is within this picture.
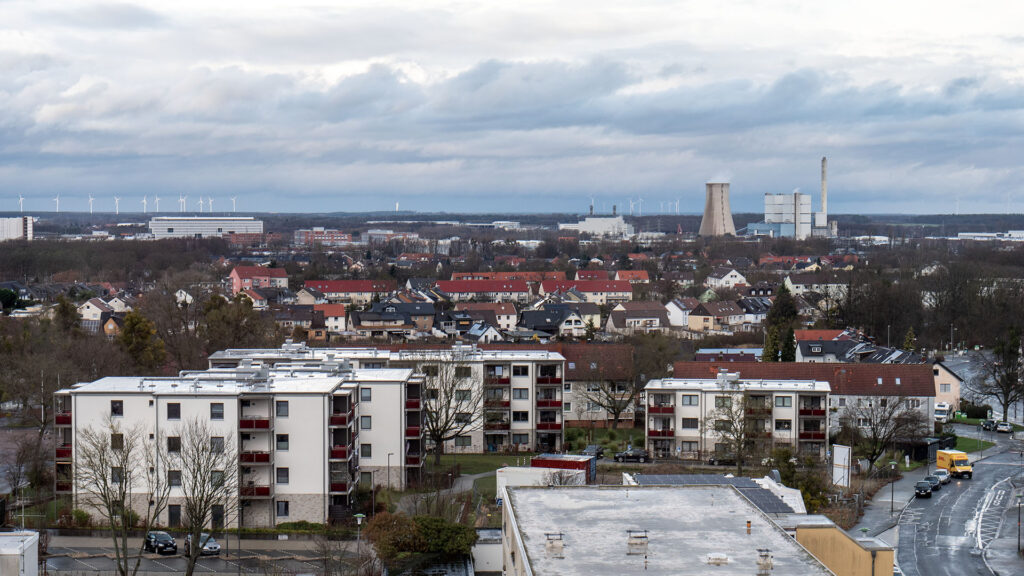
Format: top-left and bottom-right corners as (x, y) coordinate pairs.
(354, 513), (366, 561)
(387, 452), (394, 491)
(889, 461), (897, 516)
(1017, 493), (1022, 557)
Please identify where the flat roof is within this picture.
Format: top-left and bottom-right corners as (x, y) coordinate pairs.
(506, 485), (833, 576)
(210, 345), (565, 362)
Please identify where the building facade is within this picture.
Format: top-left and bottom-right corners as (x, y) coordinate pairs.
(148, 217), (263, 239)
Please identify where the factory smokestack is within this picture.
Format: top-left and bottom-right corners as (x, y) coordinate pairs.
(821, 156), (828, 217)
(698, 183), (736, 236)
(612, 204), (617, 216)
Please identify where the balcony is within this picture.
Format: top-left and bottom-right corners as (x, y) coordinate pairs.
(330, 446), (350, 459)
(406, 455), (423, 467)
(240, 485), (272, 498)
(484, 399), (511, 408)
(745, 407), (772, 416)
(405, 426), (422, 438)
(484, 422), (510, 431)
(536, 399), (562, 408)
(239, 451), (272, 464)
(485, 377), (511, 385)
(239, 418), (271, 430)
(55, 412), (72, 426)
(329, 412), (353, 427)
(405, 399), (421, 410)
(536, 422), (562, 431)
(799, 431), (826, 440)
(536, 376), (562, 385)
(799, 408), (826, 417)
(329, 482), (350, 493)
(55, 445), (72, 459)
(648, 405), (675, 414)
(648, 429), (675, 438)
(55, 481), (72, 493)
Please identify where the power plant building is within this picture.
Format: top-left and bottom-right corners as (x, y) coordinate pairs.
(558, 216), (634, 238)
(698, 183), (736, 236)
(0, 216), (33, 241)
(148, 216), (263, 240)
(747, 157), (836, 239)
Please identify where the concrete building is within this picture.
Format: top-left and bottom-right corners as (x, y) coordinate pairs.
(698, 183), (736, 236)
(54, 363), (424, 526)
(293, 228), (353, 246)
(747, 157), (836, 239)
(0, 216), (33, 241)
(229, 266), (289, 295)
(643, 371), (830, 460)
(148, 217), (263, 239)
(0, 532), (39, 576)
(501, 485), (836, 576)
(557, 216), (634, 238)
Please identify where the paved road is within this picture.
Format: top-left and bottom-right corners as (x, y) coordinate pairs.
(896, 433), (1024, 576)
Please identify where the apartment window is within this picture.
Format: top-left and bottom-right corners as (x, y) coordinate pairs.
(210, 403), (224, 420)
(586, 401), (600, 411)
(512, 433), (529, 444)
(455, 367), (472, 379)
(112, 467), (124, 484)
(422, 365), (439, 377)
(276, 434), (289, 451)
(167, 437), (181, 453)
(111, 434), (124, 450)
(360, 416), (372, 430)
(715, 396), (732, 409)
(775, 419), (792, 431)
(168, 505), (181, 527)
(681, 441), (698, 452)
(212, 470), (224, 488)
(276, 501), (289, 517)
(111, 400), (123, 417)
(455, 412), (471, 424)
(210, 437), (225, 453)
(360, 444), (372, 458)
(858, 418), (870, 427)
(512, 411), (529, 423)
(563, 402), (572, 412)
(714, 420), (732, 432)
(360, 472), (373, 485)
(276, 468), (289, 484)
(276, 401), (289, 417)
(167, 403), (181, 420)
(881, 399), (888, 408)
(564, 383), (572, 392)
(940, 383), (951, 393)
(455, 390), (471, 402)
(775, 396), (793, 408)
(212, 505), (224, 530)
(512, 365), (529, 377)
(455, 436), (472, 447)
(680, 418), (699, 429)
(512, 388), (529, 400)
(838, 398), (846, 407)
(425, 388), (438, 400)
(360, 388), (372, 402)
(168, 470), (181, 487)
(680, 395), (699, 406)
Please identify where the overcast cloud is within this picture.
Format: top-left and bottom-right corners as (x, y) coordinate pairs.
(2, 0), (1023, 214)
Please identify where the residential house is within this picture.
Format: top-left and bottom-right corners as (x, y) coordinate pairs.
(77, 298), (113, 322)
(694, 348), (762, 362)
(463, 322), (504, 344)
(539, 280), (633, 305)
(519, 308), (587, 338)
(605, 301), (670, 335)
(314, 303), (347, 333)
(575, 270), (608, 281)
(704, 267), (747, 290)
(664, 270), (695, 288)
(665, 297), (700, 328)
(368, 302), (435, 331)
(273, 306), (321, 332)
(454, 302), (519, 331)
(561, 343), (635, 428)
(784, 273), (848, 299)
(347, 309), (416, 340)
(736, 297), (773, 329)
(747, 282), (776, 297)
(687, 301), (744, 333)
(615, 270), (650, 284)
(239, 289), (269, 310)
(296, 287), (328, 305)
(304, 280), (396, 306)
(229, 266), (289, 295)
(933, 362), (964, 412)
(435, 280), (531, 303)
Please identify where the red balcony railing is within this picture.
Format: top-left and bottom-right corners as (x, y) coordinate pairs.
(648, 405), (675, 414)
(55, 445), (72, 459)
(536, 377), (562, 385)
(799, 431), (826, 440)
(536, 422), (562, 431)
(405, 426), (421, 438)
(330, 446), (350, 459)
(329, 482), (349, 493)
(239, 451), (271, 463)
(799, 408), (826, 417)
(240, 485), (272, 497)
(484, 422), (510, 431)
(406, 455), (422, 466)
(536, 399), (562, 408)
(405, 399), (421, 410)
(746, 407), (772, 416)
(484, 400), (511, 408)
(648, 429), (675, 438)
(55, 412), (72, 426)
(239, 418), (271, 430)
(55, 481), (73, 493)
(486, 377), (511, 385)
(330, 412), (352, 426)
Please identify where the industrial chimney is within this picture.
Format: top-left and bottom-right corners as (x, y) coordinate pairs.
(821, 156), (828, 217)
(698, 183), (736, 236)
(612, 204), (617, 216)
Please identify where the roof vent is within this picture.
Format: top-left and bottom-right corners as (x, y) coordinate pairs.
(706, 553), (730, 565)
(626, 529), (648, 555)
(544, 533), (565, 559)
(757, 548), (774, 575)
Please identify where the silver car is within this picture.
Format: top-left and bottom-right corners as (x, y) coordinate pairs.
(933, 469), (951, 484)
(184, 533), (221, 556)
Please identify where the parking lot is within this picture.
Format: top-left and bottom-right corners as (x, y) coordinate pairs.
(46, 544), (360, 574)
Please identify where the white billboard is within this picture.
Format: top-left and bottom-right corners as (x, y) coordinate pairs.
(832, 444), (852, 488)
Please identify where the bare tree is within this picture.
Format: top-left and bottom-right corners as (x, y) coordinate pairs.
(576, 378), (638, 430)
(171, 417), (239, 576)
(421, 355), (483, 465)
(75, 416), (170, 576)
(140, 282), (209, 371)
(840, 396), (930, 474)
(968, 329), (1023, 423)
(708, 390), (770, 475)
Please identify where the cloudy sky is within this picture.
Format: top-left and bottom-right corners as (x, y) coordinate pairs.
(3, 1), (1023, 214)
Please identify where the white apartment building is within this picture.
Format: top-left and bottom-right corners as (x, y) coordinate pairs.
(643, 371), (830, 461)
(148, 217), (263, 239)
(54, 363), (424, 528)
(0, 216), (33, 241)
(208, 342), (568, 453)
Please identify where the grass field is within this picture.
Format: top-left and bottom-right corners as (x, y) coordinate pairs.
(563, 426), (645, 455)
(956, 436), (996, 453)
(426, 452), (536, 476)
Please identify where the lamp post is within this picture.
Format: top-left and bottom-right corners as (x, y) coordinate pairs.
(354, 513), (365, 562)
(1017, 493), (1022, 556)
(889, 461), (897, 516)
(387, 452), (394, 492)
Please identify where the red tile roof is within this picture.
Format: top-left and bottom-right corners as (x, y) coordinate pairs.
(542, 280), (632, 293)
(671, 362), (935, 397)
(304, 280), (395, 293)
(436, 280), (530, 293)
(575, 270), (609, 280)
(794, 329), (849, 342)
(616, 270), (650, 281)
(233, 266), (288, 279)
(314, 303), (347, 317)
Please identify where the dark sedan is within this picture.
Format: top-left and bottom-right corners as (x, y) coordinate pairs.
(144, 531), (177, 555)
(914, 481), (933, 498)
(614, 448), (650, 463)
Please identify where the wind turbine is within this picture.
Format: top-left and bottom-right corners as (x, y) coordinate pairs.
(207, 196), (214, 213)
(231, 196), (237, 213)
(178, 194), (186, 213)
(141, 196), (148, 213)
(154, 195), (160, 212)
(18, 194), (23, 213)
(88, 195), (94, 214)
(114, 196), (120, 215)
(53, 194), (60, 213)
(197, 197), (204, 213)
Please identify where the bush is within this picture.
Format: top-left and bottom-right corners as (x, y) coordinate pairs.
(72, 509), (90, 527)
(607, 430), (618, 441)
(414, 516), (477, 557)
(961, 401), (992, 420)
(365, 512), (422, 560)
(276, 521), (325, 531)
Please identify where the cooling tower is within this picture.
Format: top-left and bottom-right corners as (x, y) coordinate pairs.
(698, 183), (736, 236)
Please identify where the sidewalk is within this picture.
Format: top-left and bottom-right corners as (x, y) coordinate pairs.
(50, 534), (353, 551)
(395, 470), (495, 515)
(983, 452), (1024, 575)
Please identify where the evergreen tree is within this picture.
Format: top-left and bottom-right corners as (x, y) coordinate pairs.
(780, 326), (796, 362)
(766, 283), (797, 329)
(903, 326), (917, 351)
(119, 311), (166, 372)
(762, 327), (779, 362)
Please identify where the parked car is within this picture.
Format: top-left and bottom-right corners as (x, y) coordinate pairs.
(981, 419), (997, 431)
(923, 475), (941, 491)
(614, 448), (650, 463)
(143, 531), (177, 555)
(914, 481), (933, 498)
(996, 421), (1014, 433)
(582, 445), (605, 459)
(707, 453), (739, 466)
(184, 533), (221, 556)
(933, 469), (951, 485)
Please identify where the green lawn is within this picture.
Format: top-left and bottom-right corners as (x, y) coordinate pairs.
(473, 475), (497, 501)
(956, 437), (995, 453)
(563, 426), (645, 454)
(426, 452), (536, 476)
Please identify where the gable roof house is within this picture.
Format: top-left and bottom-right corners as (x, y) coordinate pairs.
(687, 301), (744, 333)
(313, 303), (347, 333)
(295, 286), (327, 305)
(615, 270), (650, 284)
(736, 297), (773, 330)
(369, 302), (436, 331)
(606, 301), (670, 335)
(303, 280), (396, 306)
(575, 269), (609, 281)
(229, 266), (289, 295)
(519, 308), (587, 338)
(454, 302), (518, 331)
(77, 298), (113, 322)
(665, 297), (700, 327)
(539, 280), (633, 305)
(704, 267), (748, 290)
